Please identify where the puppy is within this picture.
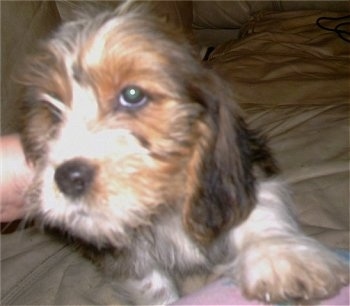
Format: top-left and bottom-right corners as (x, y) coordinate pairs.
(19, 5), (349, 305)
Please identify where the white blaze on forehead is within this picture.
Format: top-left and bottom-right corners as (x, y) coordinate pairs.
(69, 80), (99, 123)
(84, 18), (118, 67)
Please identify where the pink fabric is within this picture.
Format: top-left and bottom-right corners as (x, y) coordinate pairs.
(173, 277), (350, 305)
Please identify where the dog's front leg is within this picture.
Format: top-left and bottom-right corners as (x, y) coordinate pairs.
(116, 269), (179, 305)
(228, 181), (349, 304)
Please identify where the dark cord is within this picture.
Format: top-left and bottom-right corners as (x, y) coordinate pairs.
(316, 15), (350, 43)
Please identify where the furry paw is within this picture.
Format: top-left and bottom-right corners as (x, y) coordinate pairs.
(235, 237), (349, 304)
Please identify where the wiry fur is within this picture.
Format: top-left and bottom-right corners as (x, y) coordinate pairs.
(19, 6), (348, 305)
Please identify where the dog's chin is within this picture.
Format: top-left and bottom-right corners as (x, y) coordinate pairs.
(36, 204), (131, 249)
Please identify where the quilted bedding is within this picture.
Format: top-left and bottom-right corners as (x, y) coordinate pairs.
(2, 10), (349, 306)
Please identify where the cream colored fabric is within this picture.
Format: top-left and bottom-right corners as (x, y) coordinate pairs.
(210, 11), (349, 106)
(2, 228), (125, 305)
(193, 1), (350, 29)
(192, 1), (350, 46)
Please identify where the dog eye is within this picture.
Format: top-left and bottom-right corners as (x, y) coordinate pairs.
(119, 86), (148, 108)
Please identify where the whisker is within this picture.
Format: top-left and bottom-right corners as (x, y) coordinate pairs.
(39, 93), (69, 116)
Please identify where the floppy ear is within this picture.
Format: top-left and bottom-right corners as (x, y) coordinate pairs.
(184, 72), (257, 244)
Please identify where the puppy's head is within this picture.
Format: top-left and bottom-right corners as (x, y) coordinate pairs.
(20, 8), (256, 248)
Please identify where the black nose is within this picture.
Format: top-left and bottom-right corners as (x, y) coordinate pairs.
(54, 159), (96, 198)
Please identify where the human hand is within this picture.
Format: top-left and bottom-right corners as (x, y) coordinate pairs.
(0, 134), (33, 222)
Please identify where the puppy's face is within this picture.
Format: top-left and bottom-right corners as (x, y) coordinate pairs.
(21, 11), (255, 248)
